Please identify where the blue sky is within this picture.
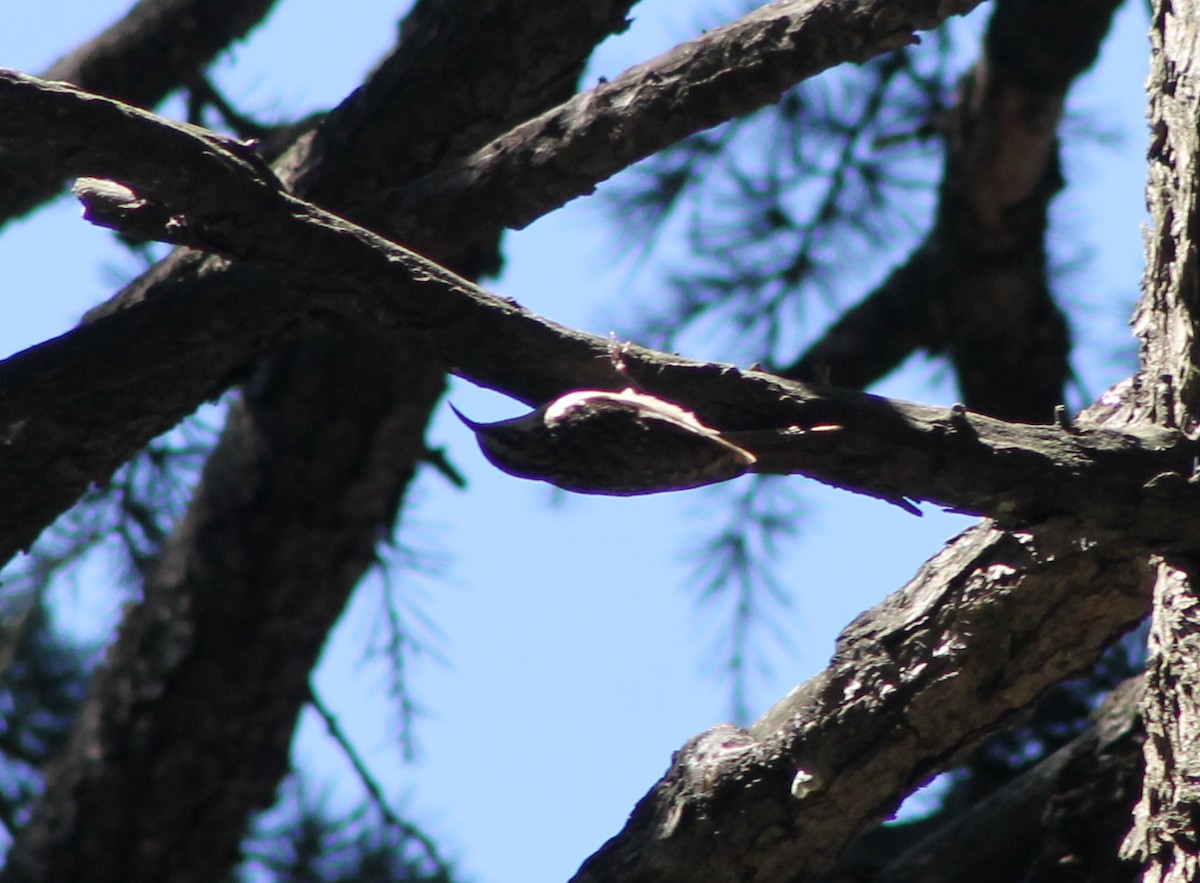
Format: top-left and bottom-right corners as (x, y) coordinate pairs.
(0, 2), (1150, 882)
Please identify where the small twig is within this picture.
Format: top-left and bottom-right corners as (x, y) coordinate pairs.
(374, 572), (424, 762)
(185, 76), (270, 139)
(306, 685), (448, 870)
(421, 446), (467, 489)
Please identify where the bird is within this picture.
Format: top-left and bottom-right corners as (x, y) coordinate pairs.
(450, 388), (756, 495)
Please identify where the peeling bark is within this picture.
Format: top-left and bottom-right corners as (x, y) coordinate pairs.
(1121, 562), (1200, 883)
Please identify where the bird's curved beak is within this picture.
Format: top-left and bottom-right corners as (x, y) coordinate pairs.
(447, 402), (483, 430)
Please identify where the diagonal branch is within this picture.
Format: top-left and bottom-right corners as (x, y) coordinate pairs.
(822, 675), (1144, 883)
(307, 687), (450, 873)
(54, 98), (1200, 531)
(365, 0), (987, 253)
(0, 0), (988, 579)
(568, 520), (1151, 883)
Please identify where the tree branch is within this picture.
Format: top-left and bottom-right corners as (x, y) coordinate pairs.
(836, 676), (1143, 883)
(0, 1), (645, 881)
(4, 71), (1200, 560)
(0, 6), (1165, 881)
(782, 0), (1123, 422)
(54, 95), (1200, 531)
(0, 0), (987, 564)
(0, 0), (279, 228)
(568, 521), (1150, 883)
(307, 687), (449, 873)
(365, 0), (987, 252)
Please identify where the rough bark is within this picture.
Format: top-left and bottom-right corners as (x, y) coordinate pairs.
(567, 521), (1150, 883)
(812, 676), (1144, 883)
(1118, 5), (1200, 880)
(1121, 561), (1200, 883)
(783, 0), (1122, 422)
(1129, 1), (1200, 424)
(0, 0), (278, 228)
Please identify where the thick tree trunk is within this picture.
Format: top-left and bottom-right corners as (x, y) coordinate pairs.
(1119, 4), (1200, 881)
